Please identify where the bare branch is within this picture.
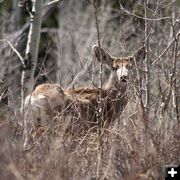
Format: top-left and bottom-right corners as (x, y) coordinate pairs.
(45, 0), (60, 6)
(0, 39), (24, 66)
(119, 4), (171, 21)
(91, 0), (103, 126)
(152, 30), (180, 66)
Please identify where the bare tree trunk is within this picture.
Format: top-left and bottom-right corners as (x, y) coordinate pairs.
(26, 0), (43, 81)
(143, 0), (150, 129)
(22, 0), (43, 149)
(21, 0), (43, 113)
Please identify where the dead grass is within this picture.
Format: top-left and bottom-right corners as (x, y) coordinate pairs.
(0, 1), (179, 179)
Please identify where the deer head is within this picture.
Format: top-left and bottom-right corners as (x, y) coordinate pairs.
(93, 45), (145, 79)
(25, 44), (145, 138)
(93, 45), (143, 88)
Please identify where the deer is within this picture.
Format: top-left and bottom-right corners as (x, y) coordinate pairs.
(25, 45), (145, 136)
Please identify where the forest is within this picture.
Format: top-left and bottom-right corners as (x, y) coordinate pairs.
(0, 0), (179, 179)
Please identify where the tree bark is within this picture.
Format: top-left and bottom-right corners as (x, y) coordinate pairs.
(21, 0), (43, 113)
(22, 0), (43, 149)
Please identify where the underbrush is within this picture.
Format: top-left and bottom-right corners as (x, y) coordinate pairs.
(0, 102), (179, 180)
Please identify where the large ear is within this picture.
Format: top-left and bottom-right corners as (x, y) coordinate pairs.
(92, 45), (113, 67)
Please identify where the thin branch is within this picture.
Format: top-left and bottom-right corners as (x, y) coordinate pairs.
(152, 30), (180, 66)
(119, 4), (171, 21)
(45, 0), (60, 6)
(0, 39), (25, 67)
(171, 33), (179, 122)
(67, 58), (93, 89)
(91, 1), (103, 179)
(91, 0), (103, 125)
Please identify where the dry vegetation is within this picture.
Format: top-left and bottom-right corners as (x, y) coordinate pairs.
(0, 0), (180, 180)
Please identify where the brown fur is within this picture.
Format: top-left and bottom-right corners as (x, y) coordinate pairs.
(25, 45), (145, 135)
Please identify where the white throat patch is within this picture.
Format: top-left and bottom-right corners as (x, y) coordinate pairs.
(116, 67), (128, 80)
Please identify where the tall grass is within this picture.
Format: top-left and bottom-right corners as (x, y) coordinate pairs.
(0, 1), (179, 179)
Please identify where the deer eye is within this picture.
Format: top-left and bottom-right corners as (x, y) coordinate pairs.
(112, 66), (118, 71)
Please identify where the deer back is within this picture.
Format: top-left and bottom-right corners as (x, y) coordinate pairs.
(25, 45), (145, 133)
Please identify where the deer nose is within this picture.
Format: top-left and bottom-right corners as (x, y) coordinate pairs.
(120, 76), (128, 82)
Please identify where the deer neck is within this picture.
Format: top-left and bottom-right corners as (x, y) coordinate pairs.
(102, 72), (128, 120)
(105, 72), (127, 94)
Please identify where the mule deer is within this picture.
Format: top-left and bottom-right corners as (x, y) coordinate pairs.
(25, 45), (145, 135)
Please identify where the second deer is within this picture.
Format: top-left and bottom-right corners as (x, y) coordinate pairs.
(25, 45), (145, 135)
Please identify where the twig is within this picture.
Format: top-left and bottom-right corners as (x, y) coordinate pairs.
(0, 89), (6, 102)
(170, 2), (179, 122)
(45, 0), (60, 6)
(0, 38), (27, 118)
(0, 39), (25, 67)
(151, 30), (180, 66)
(67, 58), (93, 89)
(91, 0), (103, 178)
(171, 33), (179, 122)
(91, 0), (103, 124)
(119, 4), (171, 21)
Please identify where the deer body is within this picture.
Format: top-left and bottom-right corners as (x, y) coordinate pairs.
(25, 45), (144, 134)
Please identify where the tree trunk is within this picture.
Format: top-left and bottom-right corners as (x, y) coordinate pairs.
(21, 0), (43, 112)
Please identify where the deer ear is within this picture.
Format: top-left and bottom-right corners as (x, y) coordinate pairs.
(92, 45), (113, 67)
